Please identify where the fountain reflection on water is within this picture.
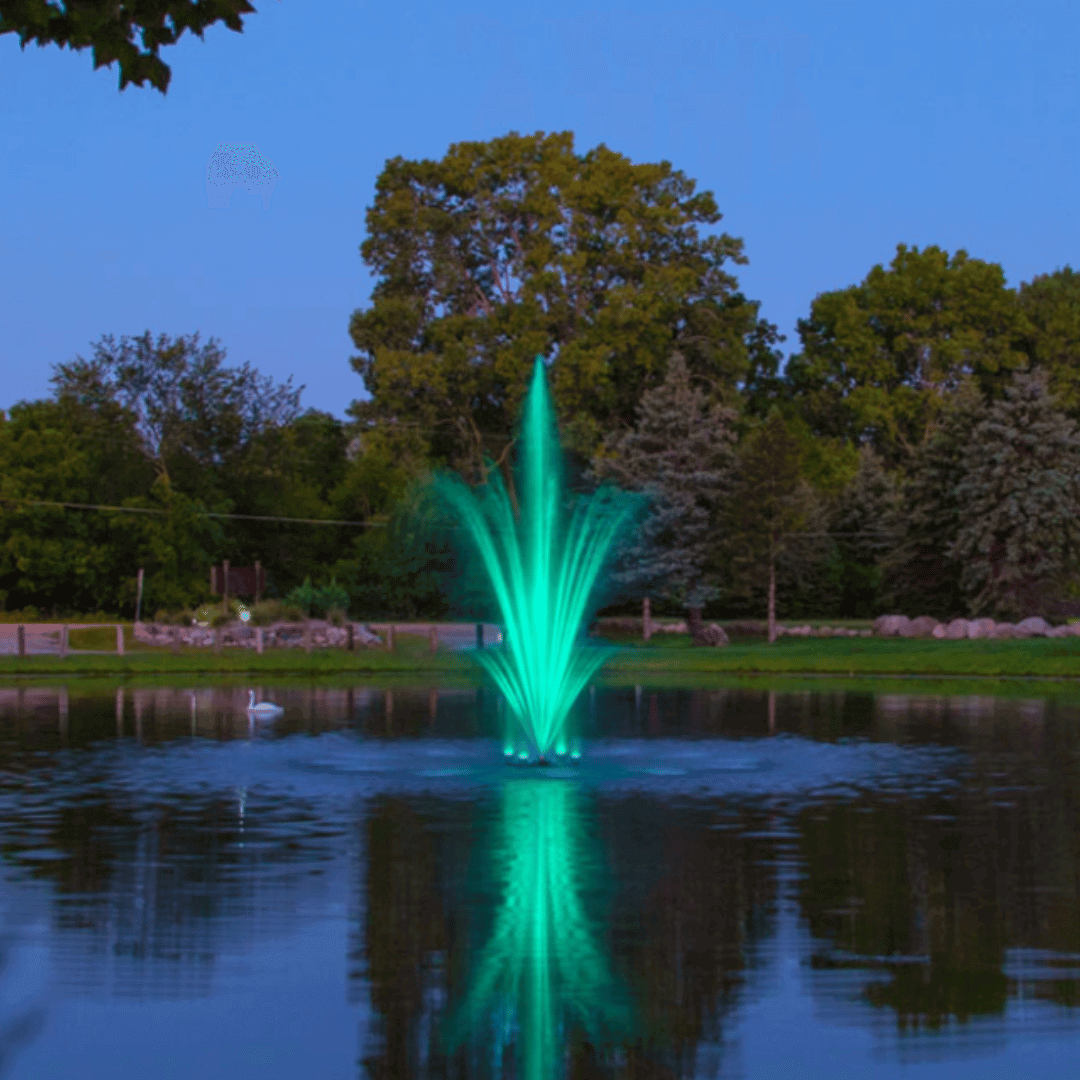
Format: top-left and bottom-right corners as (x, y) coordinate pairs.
(446, 779), (628, 1079)
(436, 357), (637, 762)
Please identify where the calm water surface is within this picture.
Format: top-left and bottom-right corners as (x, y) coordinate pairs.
(0, 680), (1079, 1078)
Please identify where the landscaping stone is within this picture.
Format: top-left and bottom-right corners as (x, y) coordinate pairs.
(873, 614), (910, 637)
(702, 623), (729, 647)
(942, 618), (971, 640)
(1016, 616), (1052, 637)
(134, 620), (381, 650)
(968, 618), (996, 638)
(901, 615), (940, 638)
(991, 623), (1017, 638)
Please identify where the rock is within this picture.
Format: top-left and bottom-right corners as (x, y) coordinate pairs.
(873, 614), (910, 637)
(859, 629), (873, 637)
(817, 627), (834, 637)
(1048, 625), (1071, 638)
(967, 618), (995, 639)
(901, 615), (940, 638)
(698, 623), (728, 646)
(942, 618), (971, 640)
(1016, 616), (1052, 637)
(932, 624), (946, 638)
(991, 623), (1017, 639)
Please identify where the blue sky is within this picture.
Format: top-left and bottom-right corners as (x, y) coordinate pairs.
(2, 0), (1078, 417)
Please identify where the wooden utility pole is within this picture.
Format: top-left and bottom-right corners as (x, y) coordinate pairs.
(135, 568), (145, 623)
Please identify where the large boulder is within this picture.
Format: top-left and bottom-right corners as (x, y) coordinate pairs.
(901, 615), (940, 638)
(1016, 616), (1052, 637)
(874, 614), (911, 637)
(702, 623), (729, 647)
(991, 623), (1017, 638)
(942, 618), (971, 640)
(967, 618), (995, 639)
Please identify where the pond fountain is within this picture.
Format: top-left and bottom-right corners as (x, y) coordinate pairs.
(437, 357), (635, 763)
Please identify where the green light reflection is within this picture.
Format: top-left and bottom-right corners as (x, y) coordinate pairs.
(448, 779), (630, 1079)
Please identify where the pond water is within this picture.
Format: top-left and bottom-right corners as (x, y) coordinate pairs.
(0, 679), (1079, 1078)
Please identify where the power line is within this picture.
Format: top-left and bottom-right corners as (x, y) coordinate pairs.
(0, 497), (385, 528)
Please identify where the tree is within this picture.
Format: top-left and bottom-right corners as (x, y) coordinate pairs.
(951, 371), (1080, 619)
(349, 130), (782, 481)
(784, 244), (1029, 465)
(590, 351), (736, 635)
(50, 331), (302, 503)
(1016, 266), (1080, 418)
(0, 0), (256, 92)
(883, 379), (986, 618)
(828, 447), (900, 617)
(0, 396), (218, 613)
(726, 410), (823, 642)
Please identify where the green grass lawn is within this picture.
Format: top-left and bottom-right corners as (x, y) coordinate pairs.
(2, 630), (1080, 679)
(602, 635), (1080, 678)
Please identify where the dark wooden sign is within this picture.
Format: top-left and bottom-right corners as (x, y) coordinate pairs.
(210, 560), (265, 600)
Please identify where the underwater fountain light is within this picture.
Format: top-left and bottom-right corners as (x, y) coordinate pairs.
(437, 357), (635, 761)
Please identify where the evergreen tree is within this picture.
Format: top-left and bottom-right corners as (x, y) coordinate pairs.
(829, 447), (901, 617)
(726, 410), (823, 641)
(883, 379), (986, 618)
(590, 352), (736, 630)
(951, 371), (1080, 618)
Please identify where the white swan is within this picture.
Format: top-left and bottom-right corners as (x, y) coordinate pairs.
(247, 690), (284, 719)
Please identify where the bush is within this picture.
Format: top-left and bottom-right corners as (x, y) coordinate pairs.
(284, 576), (349, 618)
(326, 606), (348, 627)
(248, 600), (282, 627)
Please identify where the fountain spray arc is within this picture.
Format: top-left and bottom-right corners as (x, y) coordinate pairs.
(438, 357), (635, 761)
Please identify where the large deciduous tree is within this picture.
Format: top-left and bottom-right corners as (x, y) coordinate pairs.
(0, 0), (257, 92)
(1016, 266), (1080, 418)
(784, 244), (1029, 465)
(590, 351), (736, 631)
(349, 131), (782, 482)
(951, 371), (1080, 619)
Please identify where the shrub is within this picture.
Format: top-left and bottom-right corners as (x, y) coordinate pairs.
(284, 576), (349, 618)
(248, 600), (283, 627)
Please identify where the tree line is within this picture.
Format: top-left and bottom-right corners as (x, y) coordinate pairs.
(4, 130), (1080, 623)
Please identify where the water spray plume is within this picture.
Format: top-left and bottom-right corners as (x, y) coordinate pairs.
(437, 357), (635, 760)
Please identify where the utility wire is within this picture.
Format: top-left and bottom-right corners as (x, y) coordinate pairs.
(0, 497), (385, 528)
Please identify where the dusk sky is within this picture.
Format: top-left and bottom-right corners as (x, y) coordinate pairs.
(2, 0), (1078, 417)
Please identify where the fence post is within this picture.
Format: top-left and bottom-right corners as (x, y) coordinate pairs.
(59, 624), (68, 658)
(429, 624), (438, 653)
(116, 624), (124, 657)
(256, 627), (264, 655)
(223, 559), (230, 610)
(135, 567), (145, 623)
(387, 625), (395, 652)
(255, 560), (262, 603)
(16, 624), (25, 657)
(347, 623), (354, 652)
(476, 622), (483, 650)
(303, 619), (312, 654)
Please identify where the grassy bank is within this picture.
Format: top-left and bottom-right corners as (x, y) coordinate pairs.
(2, 634), (1080, 680)
(603, 636), (1080, 679)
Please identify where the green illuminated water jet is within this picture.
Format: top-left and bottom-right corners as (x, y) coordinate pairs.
(438, 357), (635, 761)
